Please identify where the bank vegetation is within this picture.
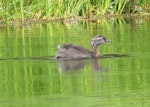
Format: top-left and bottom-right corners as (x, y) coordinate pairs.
(0, 0), (150, 24)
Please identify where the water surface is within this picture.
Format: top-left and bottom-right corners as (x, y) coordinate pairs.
(0, 16), (150, 107)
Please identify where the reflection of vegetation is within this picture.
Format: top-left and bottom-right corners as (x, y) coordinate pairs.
(0, 17), (150, 106)
(0, 0), (150, 24)
(0, 54), (150, 106)
(0, 16), (149, 58)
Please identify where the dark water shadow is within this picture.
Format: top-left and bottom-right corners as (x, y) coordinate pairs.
(100, 54), (130, 59)
(0, 56), (55, 61)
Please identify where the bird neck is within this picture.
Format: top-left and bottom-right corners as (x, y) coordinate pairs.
(92, 46), (99, 57)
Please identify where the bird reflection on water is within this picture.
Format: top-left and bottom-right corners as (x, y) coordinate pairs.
(56, 54), (129, 72)
(57, 58), (101, 72)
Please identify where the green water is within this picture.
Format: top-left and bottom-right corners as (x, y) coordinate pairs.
(0, 17), (150, 107)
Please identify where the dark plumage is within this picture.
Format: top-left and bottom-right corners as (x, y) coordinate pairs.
(55, 35), (111, 59)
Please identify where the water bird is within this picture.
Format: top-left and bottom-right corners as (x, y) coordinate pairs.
(55, 35), (111, 59)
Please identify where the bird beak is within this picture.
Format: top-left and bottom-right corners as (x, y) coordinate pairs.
(106, 39), (111, 43)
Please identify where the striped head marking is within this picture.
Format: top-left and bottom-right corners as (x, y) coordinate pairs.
(91, 35), (111, 47)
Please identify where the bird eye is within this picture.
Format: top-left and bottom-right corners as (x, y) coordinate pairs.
(103, 37), (106, 40)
